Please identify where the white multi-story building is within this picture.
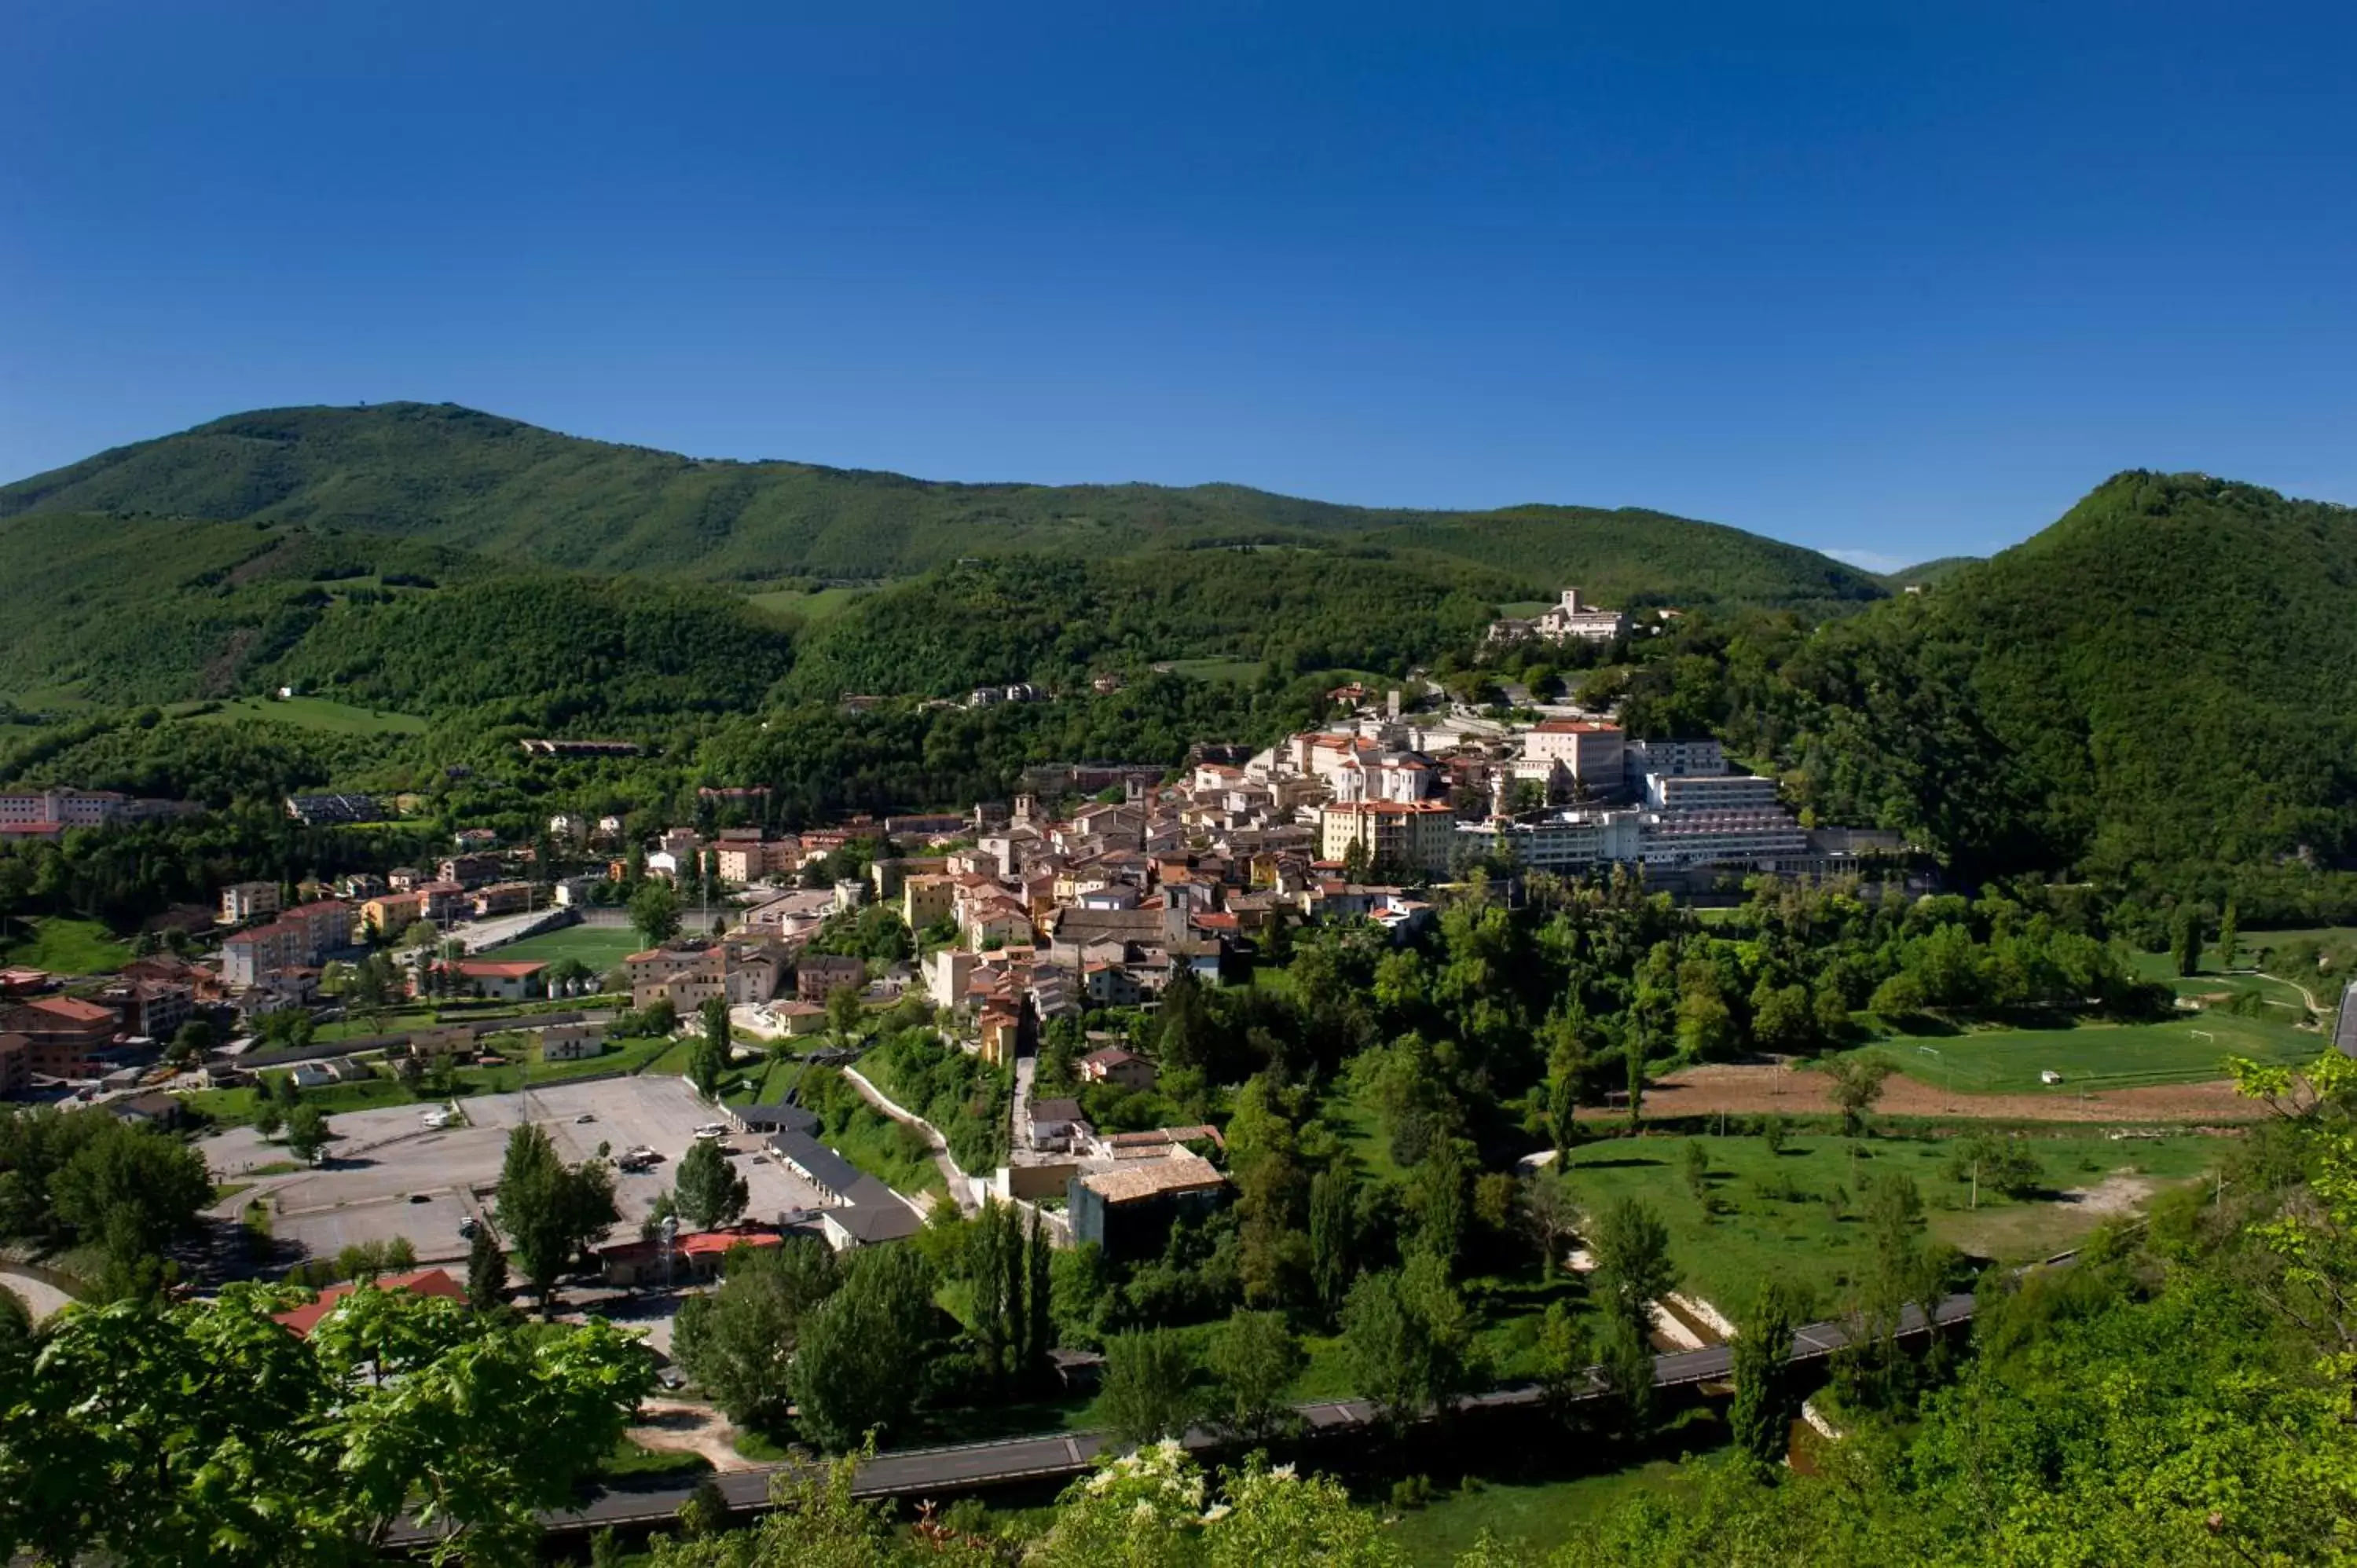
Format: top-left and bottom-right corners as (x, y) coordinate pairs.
(1637, 808), (1809, 868)
(218, 881), (281, 925)
(1460, 800), (1808, 874)
(1457, 809), (1646, 872)
(1622, 737), (1725, 784)
(1646, 772), (1781, 811)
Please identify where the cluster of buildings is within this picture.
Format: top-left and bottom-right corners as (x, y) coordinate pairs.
(0, 954), (212, 1091)
(0, 786), (199, 841)
(1227, 704), (1885, 883)
(1484, 586), (1631, 646)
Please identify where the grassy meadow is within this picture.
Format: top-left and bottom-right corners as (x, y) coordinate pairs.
(189, 694), (427, 735)
(0, 916), (131, 975)
(1558, 1129), (2218, 1313)
(1853, 1011), (2315, 1094)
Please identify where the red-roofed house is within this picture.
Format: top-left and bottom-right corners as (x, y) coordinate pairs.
(271, 1267), (467, 1338)
(597, 1225), (785, 1287)
(453, 958), (550, 1002)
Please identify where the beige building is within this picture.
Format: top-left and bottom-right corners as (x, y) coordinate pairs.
(1317, 800), (1459, 876)
(218, 881), (280, 925)
(1523, 719), (1626, 795)
(901, 874), (955, 931)
(717, 841), (800, 883)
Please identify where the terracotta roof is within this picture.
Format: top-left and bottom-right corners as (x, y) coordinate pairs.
(272, 1268), (465, 1337)
(1080, 1151), (1227, 1203)
(456, 960), (548, 979)
(21, 995), (114, 1024)
(1533, 719), (1622, 735)
(678, 1227), (785, 1259)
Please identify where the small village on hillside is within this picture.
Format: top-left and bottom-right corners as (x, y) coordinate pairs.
(0, 599), (1931, 1303)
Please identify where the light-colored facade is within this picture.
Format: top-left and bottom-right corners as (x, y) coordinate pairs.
(218, 881), (280, 925)
(1523, 720), (1626, 795)
(901, 874), (956, 930)
(1486, 588), (1628, 645)
(1646, 772), (1781, 812)
(1623, 736), (1725, 783)
(1459, 809), (1646, 872)
(1317, 800), (1459, 876)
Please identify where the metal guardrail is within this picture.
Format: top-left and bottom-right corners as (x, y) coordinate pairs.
(383, 1291), (1982, 1545)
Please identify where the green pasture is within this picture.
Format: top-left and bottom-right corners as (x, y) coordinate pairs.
(745, 585), (869, 622)
(190, 695), (426, 735)
(0, 916), (130, 975)
(1853, 1011), (2316, 1095)
(1558, 1130), (2216, 1311)
(1387, 1459), (1699, 1563)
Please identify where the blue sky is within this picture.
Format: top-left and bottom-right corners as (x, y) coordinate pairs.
(3, 2), (2351, 567)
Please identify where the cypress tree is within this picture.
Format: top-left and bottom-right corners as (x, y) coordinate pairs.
(1024, 1208), (1053, 1375)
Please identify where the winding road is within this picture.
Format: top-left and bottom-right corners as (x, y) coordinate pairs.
(841, 1063), (978, 1214)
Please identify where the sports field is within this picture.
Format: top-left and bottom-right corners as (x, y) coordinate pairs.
(1856, 1012), (2316, 1095)
(484, 924), (643, 969)
(190, 695), (427, 735)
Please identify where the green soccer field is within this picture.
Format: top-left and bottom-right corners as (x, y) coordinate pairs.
(1856, 1013), (2322, 1094)
(482, 925), (643, 968)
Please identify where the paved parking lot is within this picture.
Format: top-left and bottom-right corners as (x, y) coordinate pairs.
(229, 1075), (836, 1267)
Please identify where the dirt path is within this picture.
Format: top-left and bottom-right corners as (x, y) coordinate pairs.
(2061, 1173), (2159, 1214)
(625, 1400), (759, 1473)
(841, 1064), (977, 1214)
(1586, 1061), (2264, 1125)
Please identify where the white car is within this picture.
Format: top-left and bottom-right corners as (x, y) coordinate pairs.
(693, 1123), (728, 1140)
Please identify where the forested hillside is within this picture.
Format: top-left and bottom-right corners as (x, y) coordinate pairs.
(0, 403), (1886, 604)
(1650, 473), (2357, 889)
(0, 511), (486, 703)
(778, 552), (1511, 702)
(1930, 473), (2357, 874)
(1876, 555), (1978, 588)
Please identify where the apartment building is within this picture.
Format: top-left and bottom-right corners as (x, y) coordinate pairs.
(1646, 772), (1781, 811)
(1316, 800), (1459, 876)
(218, 881), (282, 925)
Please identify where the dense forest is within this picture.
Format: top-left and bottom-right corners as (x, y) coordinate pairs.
(1600, 474), (2357, 893)
(777, 552), (1511, 701)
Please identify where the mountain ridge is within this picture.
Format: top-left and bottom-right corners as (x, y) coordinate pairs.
(0, 401), (1885, 605)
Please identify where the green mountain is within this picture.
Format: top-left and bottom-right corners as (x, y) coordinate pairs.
(1727, 472), (2357, 883)
(0, 402), (1884, 605)
(1928, 472), (2357, 874)
(1877, 555), (1979, 588)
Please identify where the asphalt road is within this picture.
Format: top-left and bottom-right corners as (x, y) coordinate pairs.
(387, 1292), (1977, 1546)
